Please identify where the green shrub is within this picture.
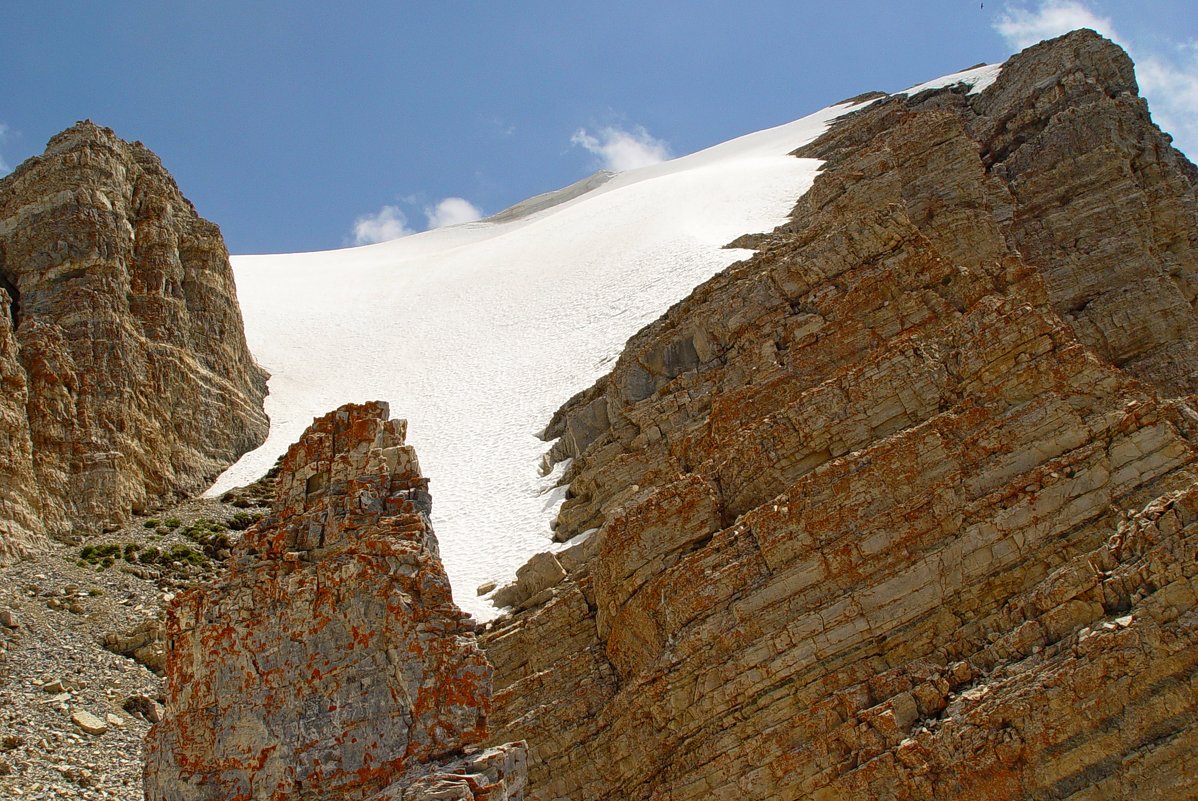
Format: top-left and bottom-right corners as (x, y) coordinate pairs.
(167, 544), (206, 566)
(229, 511), (263, 531)
(79, 541), (156, 566)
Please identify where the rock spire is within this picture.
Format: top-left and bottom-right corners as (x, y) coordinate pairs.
(0, 121), (269, 557)
(145, 401), (525, 801)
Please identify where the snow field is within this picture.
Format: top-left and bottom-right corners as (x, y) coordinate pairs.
(211, 72), (995, 618)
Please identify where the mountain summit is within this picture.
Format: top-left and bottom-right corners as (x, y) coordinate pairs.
(0, 121), (268, 558)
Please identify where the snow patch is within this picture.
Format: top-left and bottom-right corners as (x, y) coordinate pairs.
(898, 62), (1004, 97)
(211, 97), (877, 620)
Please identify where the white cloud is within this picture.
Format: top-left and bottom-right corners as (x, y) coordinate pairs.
(1135, 46), (1198, 157)
(995, 2), (1198, 158)
(351, 197), (484, 243)
(351, 204), (413, 245)
(571, 125), (671, 172)
(994, 1), (1114, 50)
(425, 197), (483, 229)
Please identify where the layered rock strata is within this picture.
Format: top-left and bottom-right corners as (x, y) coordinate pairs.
(0, 122), (269, 557)
(483, 31), (1198, 799)
(144, 401), (525, 801)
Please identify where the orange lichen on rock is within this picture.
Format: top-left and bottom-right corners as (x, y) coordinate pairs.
(144, 401), (525, 801)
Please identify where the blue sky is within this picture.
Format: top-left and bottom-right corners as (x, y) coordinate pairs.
(2, 1), (1195, 254)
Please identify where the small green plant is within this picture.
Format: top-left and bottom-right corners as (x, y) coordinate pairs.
(79, 542), (125, 565)
(166, 543), (206, 566)
(183, 518), (227, 539)
(87, 587), (103, 597)
(229, 511), (263, 531)
(182, 524), (232, 559)
(78, 541), (159, 568)
(163, 517), (182, 529)
(77, 531), (218, 576)
(142, 518), (161, 529)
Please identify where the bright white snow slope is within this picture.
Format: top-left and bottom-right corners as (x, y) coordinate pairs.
(213, 68), (996, 619)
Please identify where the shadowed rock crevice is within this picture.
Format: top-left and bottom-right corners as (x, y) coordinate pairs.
(0, 245), (18, 328)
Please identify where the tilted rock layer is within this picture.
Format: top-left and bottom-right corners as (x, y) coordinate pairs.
(145, 401), (526, 801)
(0, 122), (268, 558)
(483, 31), (1198, 799)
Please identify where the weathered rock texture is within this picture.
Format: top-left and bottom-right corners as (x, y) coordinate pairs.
(0, 122), (268, 558)
(144, 401), (526, 801)
(483, 31), (1198, 800)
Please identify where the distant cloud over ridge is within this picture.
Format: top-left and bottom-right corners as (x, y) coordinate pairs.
(995, 0), (1111, 48)
(571, 125), (671, 172)
(996, 1), (1198, 158)
(350, 195), (484, 244)
(425, 197), (483, 229)
(351, 205), (413, 245)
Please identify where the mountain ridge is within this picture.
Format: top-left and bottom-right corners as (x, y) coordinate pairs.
(0, 26), (1195, 801)
(478, 28), (1198, 799)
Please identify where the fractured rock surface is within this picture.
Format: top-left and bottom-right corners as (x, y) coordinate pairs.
(145, 401), (525, 801)
(0, 121), (268, 558)
(483, 31), (1198, 800)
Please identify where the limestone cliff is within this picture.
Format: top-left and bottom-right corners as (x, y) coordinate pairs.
(145, 401), (526, 801)
(0, 122), (269, 557)
(483, 31), (1198, 799)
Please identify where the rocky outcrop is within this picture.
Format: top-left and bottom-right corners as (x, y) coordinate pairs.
(144, 401), (525, 801)
(103, 619), (166, 676)
(0, 286), (41, 562)
(482, 31), (1198, 800)
(0, 122), (268, 557)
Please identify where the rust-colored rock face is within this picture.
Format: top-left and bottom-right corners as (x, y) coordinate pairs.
(0, 121), (268, 556)
(483, 31), (1198, 800)
(144, 401), (526, 801)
